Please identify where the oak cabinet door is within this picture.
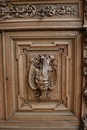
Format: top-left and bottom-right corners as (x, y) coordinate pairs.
(3, 31), (82, 129)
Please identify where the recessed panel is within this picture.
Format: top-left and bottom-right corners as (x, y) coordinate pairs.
(4, 31), (82, 121)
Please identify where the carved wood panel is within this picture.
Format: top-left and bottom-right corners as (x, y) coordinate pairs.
(0, 0), (82, 22)
(3, 31), (82, 124)
(0, 0), (84, 129)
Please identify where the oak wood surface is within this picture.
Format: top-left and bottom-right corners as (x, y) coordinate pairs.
(0, 0), (84, 129)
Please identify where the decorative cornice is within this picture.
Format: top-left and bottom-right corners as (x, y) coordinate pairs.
(0, 0), (76, 20)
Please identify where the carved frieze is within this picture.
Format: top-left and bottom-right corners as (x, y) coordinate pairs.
(37, 5), (76, 18)
(29, 54), (57, 100)
(0, 0), (77, 20)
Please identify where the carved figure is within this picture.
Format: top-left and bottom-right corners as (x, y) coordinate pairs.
(29, 55), (57, 99)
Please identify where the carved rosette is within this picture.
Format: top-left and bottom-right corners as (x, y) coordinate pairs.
(29, 54), (57, 100)
(0, 0), (76, 20)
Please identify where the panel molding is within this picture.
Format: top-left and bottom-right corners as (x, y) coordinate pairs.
(2, 31), (82, 126)
(0, 0), (85, 129)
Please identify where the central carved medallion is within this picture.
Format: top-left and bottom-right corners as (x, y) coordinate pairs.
(29, 55), (57, 99)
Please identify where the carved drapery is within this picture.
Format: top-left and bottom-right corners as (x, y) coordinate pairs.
(0, 0), (76, 20)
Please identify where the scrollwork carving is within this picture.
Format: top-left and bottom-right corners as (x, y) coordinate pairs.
(0, 0), (76, 20)
(37, 5), (75, 17)
(85, 0), (87, 20)
(81, 116), (87, 130)
(84, 83), (87, 105)
(83, 30), (87, 105)
(29, 54), (57, 100)
(37, 5), (56, 17)
(82, 29), (87, 130)
(0, 1), (36, 20)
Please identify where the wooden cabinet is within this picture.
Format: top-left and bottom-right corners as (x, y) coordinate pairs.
(0, 0), (86, 130)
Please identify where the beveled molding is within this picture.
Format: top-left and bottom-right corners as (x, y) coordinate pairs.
(0, 0), (86, 130)
(2, 30), (82, 130)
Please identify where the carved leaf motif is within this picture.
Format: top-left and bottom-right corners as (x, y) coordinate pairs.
(29, 60), (37, 90)
(85, 0), (87, 20)
(13, 5), (36, 18)
(82, 116), (87, 130)
(0, 1), (76, 20)
(83, 32), (87, 106)
(82, 30), (87, 130)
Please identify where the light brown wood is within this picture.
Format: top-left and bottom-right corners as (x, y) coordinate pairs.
(0, 33), (5, 120)
(1, 30), (82, 127)
(0, 0), (85, 129)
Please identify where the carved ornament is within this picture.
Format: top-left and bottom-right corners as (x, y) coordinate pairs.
(82, 116), (87, 130)
(0, 0), (76, 20)
(85, 0), (87, 20)
(82, 30), (87, 130)
(29, 55), (57, 100)
(83, 30), (87, 104)
(84, 84), (87, 105)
